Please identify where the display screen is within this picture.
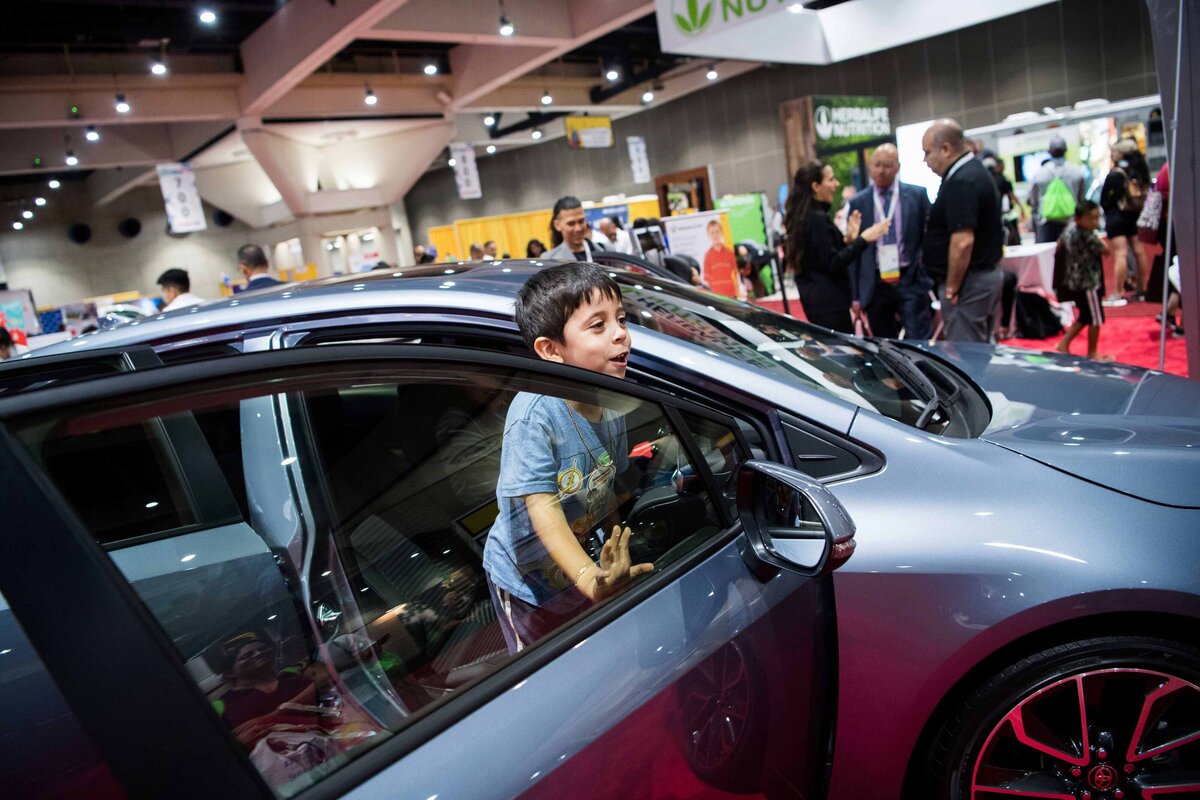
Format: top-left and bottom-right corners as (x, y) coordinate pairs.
(1014, 150), (1051, 182)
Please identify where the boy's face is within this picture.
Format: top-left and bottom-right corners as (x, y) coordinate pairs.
(535, 289), (631, 379)
(707, 224), (724, 248)
(1077, 208), (1101, 231)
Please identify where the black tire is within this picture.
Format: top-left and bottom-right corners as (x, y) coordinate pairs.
(676, 638), (766, 794)
(929, 635), (1200, 799)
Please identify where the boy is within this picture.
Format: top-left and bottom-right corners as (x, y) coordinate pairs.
(702, 218), (740, 299)
(1054, 200), (1113, 361)
(484, 263), (653, 652)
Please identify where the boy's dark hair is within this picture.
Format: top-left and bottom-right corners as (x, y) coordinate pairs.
(156, 267), (190, 292)
(237, 244), (268, 269)
(515, 263), (622, 349)
(549, 195), (583, 246)
(1074, 199), (1100, 218)
(0, 327), (11, 348)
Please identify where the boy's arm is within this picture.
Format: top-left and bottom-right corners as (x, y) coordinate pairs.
(525, 493), (651, 602)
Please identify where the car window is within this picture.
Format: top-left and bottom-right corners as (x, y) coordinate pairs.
(11, 360), (735, 797)
(0, 591), (126, 799)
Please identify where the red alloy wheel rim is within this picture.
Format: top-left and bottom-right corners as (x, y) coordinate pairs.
(970, 668), (1200, 799)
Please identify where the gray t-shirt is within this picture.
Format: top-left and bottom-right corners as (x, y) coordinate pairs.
(483, 392), (628, 608)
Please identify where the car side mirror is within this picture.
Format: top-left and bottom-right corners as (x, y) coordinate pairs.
(735, 460), (856, 578)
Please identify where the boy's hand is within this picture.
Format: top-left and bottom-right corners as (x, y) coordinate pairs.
(595, 525), (653, 598)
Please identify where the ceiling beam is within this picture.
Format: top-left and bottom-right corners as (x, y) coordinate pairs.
(239, 0), (413, 115)
(0, 79), (241, 131)
(368, 0), (574, 45)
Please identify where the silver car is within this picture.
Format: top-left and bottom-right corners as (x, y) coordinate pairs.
(2, 260), (1198, 800)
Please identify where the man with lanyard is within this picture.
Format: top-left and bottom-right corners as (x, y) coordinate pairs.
(848, 143), (933, 339)
(921, 119), (1005, 343)
(545, 196), (608, 262)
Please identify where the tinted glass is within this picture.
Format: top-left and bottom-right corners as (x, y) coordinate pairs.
(615, 277), (926, 425)
(13, 361), (732, 796)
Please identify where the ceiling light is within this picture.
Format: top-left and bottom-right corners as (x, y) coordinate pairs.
(484, 114), (496, 127)
(12, 222), (23, 231)
(48, 179), (61, 189)
(541, 89), (552, 106)
(531, 128), (543, 140)
(21, 210), (33, 220)
(85, 125), (100, 142)
(364, 87), (378, 106)
(423, 63), (438, 76)
(606, 67), (620, 82)
(114, 93), (130, 113)
(448, 157), (457, 167)
(151, 61), (168, 76)
(198, 8), (217, 24)
(498, 14), (514, 36)
(706, 66), (718, 80)
(34, 197), (46, 206)
(641, 88), (654, 104)
(65, 151), (78, 166)
(787, 2), (806, 12)
(486, 144), (496, 154)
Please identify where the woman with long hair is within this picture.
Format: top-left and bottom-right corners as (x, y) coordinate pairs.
(784, 161), (891, 333)
(526, 239), (546, 258)
(1100, 139), (1150, 304)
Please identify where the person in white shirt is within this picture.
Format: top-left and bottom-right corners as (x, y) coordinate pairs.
(598, 217), (634, 254)
(157, 268), (206, 311)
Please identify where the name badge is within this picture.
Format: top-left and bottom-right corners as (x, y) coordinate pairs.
(878, 243), (901, 283)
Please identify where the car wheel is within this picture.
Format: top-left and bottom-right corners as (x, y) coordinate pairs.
(930, 636), (1200, 800)
(676, 638), (765, 793)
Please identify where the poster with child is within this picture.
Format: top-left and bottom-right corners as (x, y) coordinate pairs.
(661, 211), (742, 300)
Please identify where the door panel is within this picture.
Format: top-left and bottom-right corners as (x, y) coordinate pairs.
(0, 346), (834, 799)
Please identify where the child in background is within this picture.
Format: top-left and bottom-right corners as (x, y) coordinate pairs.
(484, 263), (653, 653)
(1054, 200), (1113, 361)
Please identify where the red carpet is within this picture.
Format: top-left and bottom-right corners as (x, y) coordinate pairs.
(754, 297), (1188, 377)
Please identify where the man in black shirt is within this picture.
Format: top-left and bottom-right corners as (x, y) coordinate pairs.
(922, 120), (1005, 342)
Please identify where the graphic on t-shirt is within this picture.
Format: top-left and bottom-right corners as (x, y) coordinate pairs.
(557, 463), (583, 495)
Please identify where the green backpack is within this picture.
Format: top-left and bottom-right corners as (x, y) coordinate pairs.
(1041, 174), (1077, 221)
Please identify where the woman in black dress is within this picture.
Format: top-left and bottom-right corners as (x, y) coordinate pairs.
(1100, 139), (1150, 304)
(783, 161), (890, 333)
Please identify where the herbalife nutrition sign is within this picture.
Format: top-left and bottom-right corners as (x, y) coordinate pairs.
(667, 0), (784, 36)
(812, 96), (891, 148)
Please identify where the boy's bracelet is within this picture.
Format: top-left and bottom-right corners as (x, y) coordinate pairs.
(573, 562), (596, 586)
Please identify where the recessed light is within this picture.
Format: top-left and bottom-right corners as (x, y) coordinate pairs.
(48, 179), (61, 189)
(65, 151), (78, 166)
(448, 157), (457, 167)
(541, 89), (552, 105)
(364, 87), (378, 106)
(85, 125), (100, 142)
(498, 14), (514, 36)
(606, 68), (619, 82)
(706, 67), (718, 80)
(484, 114), (496, 126)
(21, 210), (33, 220)
(641, 89), (654, 104)
(12, 221), (23, 230)
(531, 128), (543, 139)
(424, 63), (438, 76)
(486, 144), (496, 154)
(151, 61), (168, 76)
(34, 197), (46, 206)
(198, 8), (217, 24)
(114, 93), (130, 113)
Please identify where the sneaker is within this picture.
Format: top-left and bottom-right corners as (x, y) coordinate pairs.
(1102, 296), (1128, 307)
(1172, 325), (1186, 339)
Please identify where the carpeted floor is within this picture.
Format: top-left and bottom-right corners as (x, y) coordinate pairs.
(753, 295), (1189, 377)
(1000, 300), (1188, 377)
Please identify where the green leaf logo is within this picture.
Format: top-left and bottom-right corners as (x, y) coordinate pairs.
(673, 0), (712, 35)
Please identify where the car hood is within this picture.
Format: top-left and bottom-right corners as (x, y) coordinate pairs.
(916, 341), (1200, 508)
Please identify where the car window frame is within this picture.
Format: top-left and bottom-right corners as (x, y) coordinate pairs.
(0, 343), (772, 800)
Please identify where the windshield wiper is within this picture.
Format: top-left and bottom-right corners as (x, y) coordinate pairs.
(871, 341), (949, 430)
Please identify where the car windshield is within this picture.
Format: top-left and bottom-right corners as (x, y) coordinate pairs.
(614, 276), (926, 426)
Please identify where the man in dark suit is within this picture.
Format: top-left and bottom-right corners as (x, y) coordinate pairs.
(848, 143), (933, 339)
(236, 244), (283, 293)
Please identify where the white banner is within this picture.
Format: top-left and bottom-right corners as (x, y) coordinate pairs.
(156, 162), (207, 233)
(627, 136), (651, 184)
(450, 142), (482, 200)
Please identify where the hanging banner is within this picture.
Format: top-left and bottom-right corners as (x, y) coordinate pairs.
(156, 162), (207, 234)
(450, 142), (482, 200)
(781, 95), (891, 199)
(627, 136), (652, 184)
(662, 210), (742, 300)
(566, 116), (614, 149)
